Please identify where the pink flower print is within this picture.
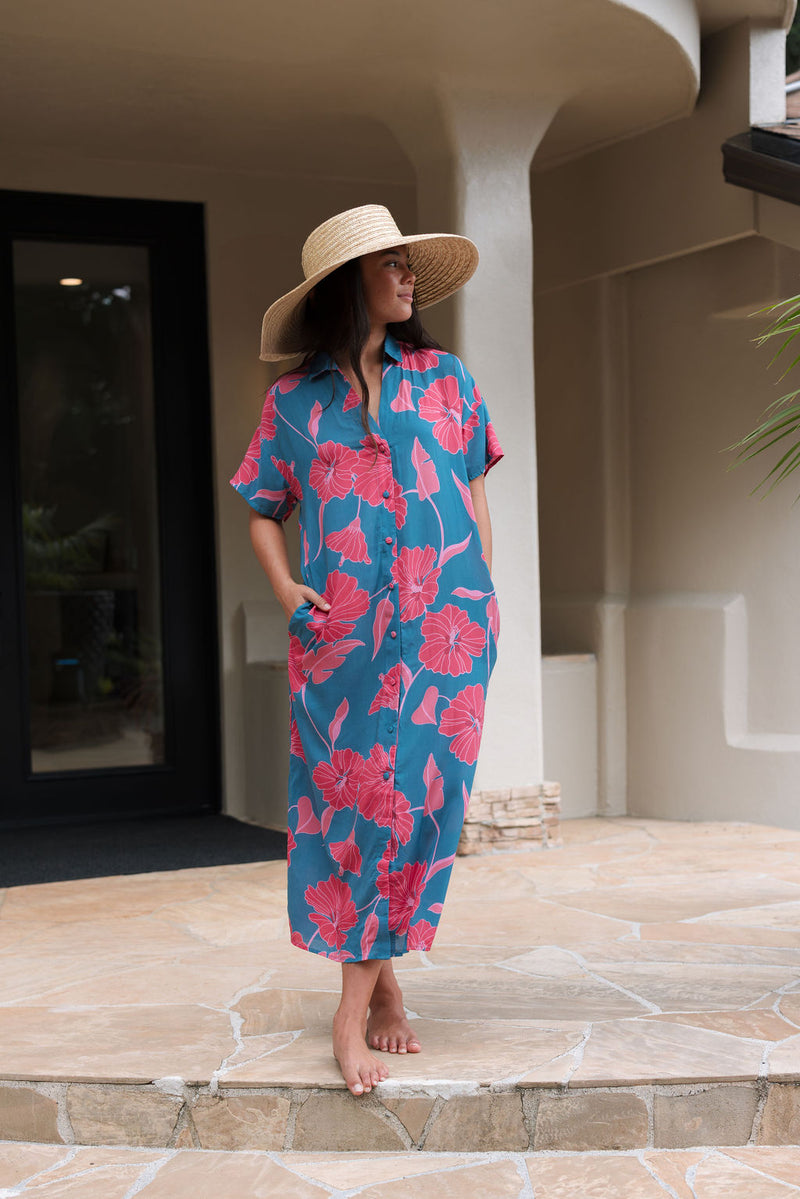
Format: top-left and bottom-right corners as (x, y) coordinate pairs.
(462, 398), (480, 451)
(393, 792), (414, 845)
(287, 827), (296, 865)
(391, 480), (407, 529)
(440, 684), (485, 765)
(388, 860), (428, 934)
(291, 929), (309, 950)
(259, 390), (277, 441)
(486, 420), (503, 469)
(275, 367), (306, 394)
(305, 874), (359, 949)
(287, 635), (308, 694)
(376, 842), (393, 897)
(487, 595), (500, 641)
(412, 437), (439, 501)
(309, 571), (370, 643)
(368, 663), (403, 715)
(360, 911), (379, 958)
(407, 919), (436, 950)
(423, 753), (444, 816)
(359, 744), (394, 825)
(330, 830), (363, 877)
(419, 604), (486, 676)
(325, 514), (371, 566)
(272, 457), (303, 505)
(309, 441), (358, 502)
(418, 375), (462, 453)
(403, 346), (442, 372)
(343, 384), (361, 412)
(352, 441), (393, 506)
(390, 379), (415, 412)
(391, 545), (441, 622)
(312, 748), (365, 810)
(290, 716), (305, 759)
(411, 684), (439, 725)
(230, 429), (260, 486)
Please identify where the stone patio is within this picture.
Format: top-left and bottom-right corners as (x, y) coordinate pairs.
(1, 817), (800, 1192)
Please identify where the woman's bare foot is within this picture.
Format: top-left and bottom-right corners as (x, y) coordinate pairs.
(367, 961), (422, 1054)
(332, 1010), (389, 1096)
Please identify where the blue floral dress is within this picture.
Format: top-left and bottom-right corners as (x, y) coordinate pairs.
(231, 333), (502, 960)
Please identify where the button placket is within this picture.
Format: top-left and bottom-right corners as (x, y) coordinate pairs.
(376, 409), (401, 845)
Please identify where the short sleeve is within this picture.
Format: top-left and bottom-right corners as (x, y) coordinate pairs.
(230, 389), (300, 521)
(461, 376), (504, 480)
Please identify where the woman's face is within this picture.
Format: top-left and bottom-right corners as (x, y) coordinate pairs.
(359, 247), (416, 329)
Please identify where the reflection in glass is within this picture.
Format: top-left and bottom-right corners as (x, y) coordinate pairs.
(13, 241), (165, 772)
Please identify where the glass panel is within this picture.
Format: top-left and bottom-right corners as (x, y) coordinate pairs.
(13, 240), (165, 773)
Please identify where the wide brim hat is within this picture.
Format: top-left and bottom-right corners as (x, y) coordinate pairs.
(259, 204), (479, 361)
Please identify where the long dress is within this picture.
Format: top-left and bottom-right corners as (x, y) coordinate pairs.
(231, 332), (503, 961)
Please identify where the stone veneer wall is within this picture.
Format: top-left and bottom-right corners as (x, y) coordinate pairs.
(0, 1078), (795, 1152)
(458, 782), (561, 855)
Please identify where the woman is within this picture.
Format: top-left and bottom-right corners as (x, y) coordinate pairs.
(231, 205), (502, 1096)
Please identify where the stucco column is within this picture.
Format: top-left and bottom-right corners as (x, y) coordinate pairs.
(386, 90), (559, 792)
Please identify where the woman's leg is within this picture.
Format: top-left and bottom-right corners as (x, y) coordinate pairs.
(333, 959), (391, 1095)
(367, 960), (422, 1054)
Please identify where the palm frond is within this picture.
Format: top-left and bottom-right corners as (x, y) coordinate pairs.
(729, 294), (800, 500)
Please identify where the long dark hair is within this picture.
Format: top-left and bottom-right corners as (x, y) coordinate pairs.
(301, 257), (443, 440)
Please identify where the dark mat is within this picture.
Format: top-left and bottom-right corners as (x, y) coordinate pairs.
(0, 814), (287, 888)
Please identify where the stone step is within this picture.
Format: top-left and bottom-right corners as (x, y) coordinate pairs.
(3, 1141), (800, 1197)
(2, 1075), (798, 1153)
(3, 818), (800, 1156)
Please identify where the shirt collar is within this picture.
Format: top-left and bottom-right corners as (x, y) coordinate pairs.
(308, 333), (403, 380)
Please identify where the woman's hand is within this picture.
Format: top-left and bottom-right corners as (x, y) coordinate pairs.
(248, 511), (330, 623)
(276, 582), (330, 624)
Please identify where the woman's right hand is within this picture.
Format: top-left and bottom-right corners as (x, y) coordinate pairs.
(276, 582), (330, 624)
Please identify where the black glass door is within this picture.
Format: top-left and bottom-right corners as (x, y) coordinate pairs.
(0, 190), (219, 824)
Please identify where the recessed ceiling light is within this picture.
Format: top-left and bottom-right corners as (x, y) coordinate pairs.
(59, 277), (83, 287)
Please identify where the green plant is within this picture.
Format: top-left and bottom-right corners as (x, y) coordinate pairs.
(23, 505), (115, 590)
(727, 295), (800, 500)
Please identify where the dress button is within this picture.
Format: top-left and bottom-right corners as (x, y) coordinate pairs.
(383, 489), (390, 498)
(390, 631), (397, 639)
(383, 771), (390, 781)
(385, 536), (392, 544)
(388, 724), (395, 733)
(388, 580), (395, 590)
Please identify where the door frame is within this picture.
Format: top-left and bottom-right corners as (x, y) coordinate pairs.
(0, 188), (221, 826)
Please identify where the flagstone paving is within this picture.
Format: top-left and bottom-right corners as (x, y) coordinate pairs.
(0, 818), (800, 1155)
(2, 1145), (800, 1196)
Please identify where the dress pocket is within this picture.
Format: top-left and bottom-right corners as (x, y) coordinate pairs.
(287, 599), (313, 642)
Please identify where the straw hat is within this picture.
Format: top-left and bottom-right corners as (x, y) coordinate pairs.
(259, 204), (479, 361)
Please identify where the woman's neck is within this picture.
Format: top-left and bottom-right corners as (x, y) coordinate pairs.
(336, 323), (385, 380)
(361, 324), (386, 373)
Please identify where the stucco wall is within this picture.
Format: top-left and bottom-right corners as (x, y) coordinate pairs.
(536, 229), (800, 828)
(0, 146), (415, 820)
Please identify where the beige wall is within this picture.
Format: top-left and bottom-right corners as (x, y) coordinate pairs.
(534, 15), (800, 827)
(0, 145), (414, 820)
(535, 188), (800, 826)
